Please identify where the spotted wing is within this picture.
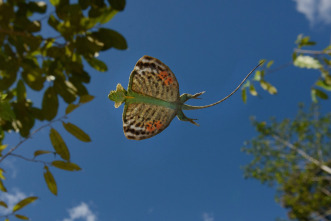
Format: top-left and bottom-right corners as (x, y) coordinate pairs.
(128, 55), (180, 102)
(123, 103), (176, 140)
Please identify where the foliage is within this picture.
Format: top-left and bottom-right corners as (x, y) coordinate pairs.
(242, 34), (331, 103)
(242, 104), (331, 220)
(0, 0), (127, 219)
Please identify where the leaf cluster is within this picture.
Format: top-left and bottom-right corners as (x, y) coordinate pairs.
(242, 104), (331, 220)
(0, 0), (126, 219)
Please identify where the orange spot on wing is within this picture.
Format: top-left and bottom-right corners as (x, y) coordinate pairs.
(164, 77), (174, 86)
(158, 71), (169, 80)
(158, 71), (174, 86)
(154, 120), (163, 130)
(145, 120), (163, 132)
(145, 122), (154, 132)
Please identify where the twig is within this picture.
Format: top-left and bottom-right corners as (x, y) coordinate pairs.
(9, 153), (51, 165)
(0, 115), (66, 164)
(272, 135), (331, 175)
(294, 48), (331, 55)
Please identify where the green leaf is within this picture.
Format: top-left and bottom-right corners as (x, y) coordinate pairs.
(4, 218), (9, 221)
(266, 60), (274, 68)
(65, 104), (80, 114)
(311, 89), (318, 103)
(293, 55), (322, 69)
(42, 87), (59, 121)
(50, 0), (60, 6)
(253, 70), (261, 81)
(86, 57), (108, 72)
(49, 128), (70, 161)
(54, 79), (77, 103)
(15, 214), (29, 220)
(43, 166), (57, 195)
(108, 0), (126, 11)
(0, 168), (5, 180)
(312, 88), (328, 100)
(0, 101), (15, 121)
(12, 196), (38, 212)
(79, 94), (94, 104)
(33, 150), (52, 158)
(242, 88), (247, 104)
(0, 201), (8, 208)
(0, 179), (7, 192)
(62, 122), (91, 142)
(316, 80), (331, 91)
(99, 7), (118, 24)
(52, 161), (81, 171)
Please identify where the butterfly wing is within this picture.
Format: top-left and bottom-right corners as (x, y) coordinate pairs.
(128, 55), (180, 102)
(123, 103), (177, 140)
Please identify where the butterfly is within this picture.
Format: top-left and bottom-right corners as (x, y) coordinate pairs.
(108, 55), (263, 140)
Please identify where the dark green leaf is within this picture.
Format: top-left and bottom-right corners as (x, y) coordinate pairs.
(42, 87), (59, 121)
(28, 1), (47, 13)
(65, 104), (80, 114)
(0, 101), (15, 121)
(12, 196), (38, 212)
(108, 0), (125, 11)
(86, 57), (107, 72)
(49, 128), (70, 161)
(54, 79), (77, 103)
(15, 214), (29, 220)
(91, 28), (127, 50)
(16, 80), (26, 102)
(33, 150), (52, 158)
(43, 166), (57, 195)
(79, 94), (94, 104)
(313, 88), (328, 100)
(52, 161), (81, 171)
(0, 201), (8, 208)
(62, 122), (91, 142)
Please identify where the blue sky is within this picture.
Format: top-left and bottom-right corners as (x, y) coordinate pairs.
(1, 0), (331, 221)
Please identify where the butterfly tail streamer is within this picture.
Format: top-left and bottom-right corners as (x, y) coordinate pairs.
(182, 61), (264, 110)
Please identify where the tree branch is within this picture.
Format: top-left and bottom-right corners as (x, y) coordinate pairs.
(272, 135), (331, 175)
(0, 115), (66, 164)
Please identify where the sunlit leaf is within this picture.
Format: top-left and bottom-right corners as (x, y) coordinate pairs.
(65, 104), (80, 114)
(293, 55), (322, 69)
(33, 150), (52, 158)
(50, 0), (60, 6)
(316, 80), (331, 91)
(12, 196), (38, 212)
(62, 122), (91, 142)
(43, 166), (57, 195)
(52, 161), (81, 171)
(0, 168), (5, 180)
(266, 60), (274, 68)
(79, 94), (94, 104)
(15, 214), (29, 220)
(249, 84), (258, 96)
(0, 179), (7, 192)
(49, 128), (70, 161)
